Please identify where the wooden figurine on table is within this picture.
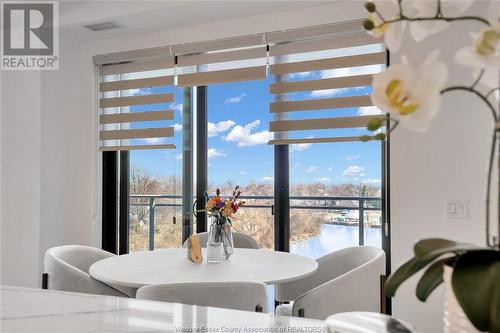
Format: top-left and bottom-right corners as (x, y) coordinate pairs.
(187, 234), (203, 264)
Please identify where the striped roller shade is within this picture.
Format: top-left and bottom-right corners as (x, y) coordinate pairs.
(268, 32), (387, 145)
(98, 57), (176, 151)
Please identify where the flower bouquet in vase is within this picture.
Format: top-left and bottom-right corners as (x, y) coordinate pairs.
(361, 0), (499, 331)
(202, 186), (245, 260)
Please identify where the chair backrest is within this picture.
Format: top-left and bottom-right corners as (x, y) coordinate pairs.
(183, 232), (260, 249)
(290, 246), (385, 320)
(136, 282), (268, 312)
(44, 245), (127, 297)
(275, 246), (384, 302)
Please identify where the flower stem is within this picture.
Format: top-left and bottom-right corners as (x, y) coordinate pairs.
(375, 0), (490, 29)
(441, 86), (498, 121)
(440, 86), (499, 247)
(486, 87), (500, 99)
(470, 70), (485, 90)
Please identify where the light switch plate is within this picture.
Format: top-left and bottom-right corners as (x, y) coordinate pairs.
(447, 199), (470, 218)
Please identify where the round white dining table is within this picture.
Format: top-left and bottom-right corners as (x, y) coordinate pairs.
(89, 248), (318, 295)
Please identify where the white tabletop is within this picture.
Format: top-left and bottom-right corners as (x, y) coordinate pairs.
(90, 248), (318, 291)
(326, 312), (415, 333)
(1, 286), (327, 333)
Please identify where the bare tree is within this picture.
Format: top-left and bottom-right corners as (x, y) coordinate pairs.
(130, 168), (160, 223)
(130, 168), (160, 195)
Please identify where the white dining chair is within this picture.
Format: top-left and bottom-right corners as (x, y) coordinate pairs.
(182, 232), (260, 249)
(136, 282), (268, 312)
(275, 246), (385, 320)
(43, 245), (128, 297)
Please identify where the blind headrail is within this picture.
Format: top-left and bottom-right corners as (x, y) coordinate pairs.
(93, 19), (365, 66)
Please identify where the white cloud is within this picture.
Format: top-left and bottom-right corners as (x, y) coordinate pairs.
(175, 153), (182, 160)
(309, 88), (346, 98)
(224, 93), (246, 104)
(342, 165), (365, 177)
(173, 123), (182, 132)
(363, 178), (381, 185)
(224, 120), (273, 147)
(129, 88), (152, 96)
(142, 138), (165, 144)
(240, 171), (246, 176)
(306, 166), (317, 174)
(308, 65), (382, 97)
(346, 154), (360, 161)
(315, 177), (331, 182)
(170, 103), (183, 113)
(261, 176), (274, 182)
(288, 71), (314, 79)
(207, 148), (226, 159)
(319, 64), (384, 79)
(328, 167), (334, 172)
(290, 136), (313, 152)
(358, 106), (382, 116)
(208, 120), (236, 137)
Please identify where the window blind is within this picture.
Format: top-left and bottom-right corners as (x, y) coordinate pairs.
(95, 20), (387, 149)
(98, 58), (176, 151)
(176, 46), (267, 87)
(268, 33), (386, 145)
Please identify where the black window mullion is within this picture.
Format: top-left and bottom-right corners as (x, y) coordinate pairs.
(102, 151), (118, 254)
(274, 145), (290, 252)
(196, 86), (208, 233)
(118, 151), (129, 254)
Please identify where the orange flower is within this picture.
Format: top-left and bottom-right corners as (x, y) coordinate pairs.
(205, 198), (216, 209)
(223, 205), (233, 218)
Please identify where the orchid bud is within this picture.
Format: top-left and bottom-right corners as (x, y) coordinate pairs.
(363, 19), (375, 31)
(364, 2), (376, 13)
(374, 133), (386, 141)
(360, 135), (372, 142)
(367, 118), (383, 131)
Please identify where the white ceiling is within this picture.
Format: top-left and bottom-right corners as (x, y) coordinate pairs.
(59, 1), (334, 38)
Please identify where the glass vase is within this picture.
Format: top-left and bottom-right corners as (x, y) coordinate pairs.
(208, 217), (234, 260)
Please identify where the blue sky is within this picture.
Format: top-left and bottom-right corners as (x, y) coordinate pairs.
(128, 75), (382, 187)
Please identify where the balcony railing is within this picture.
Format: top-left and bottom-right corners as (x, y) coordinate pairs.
(130, 194), (382, 250)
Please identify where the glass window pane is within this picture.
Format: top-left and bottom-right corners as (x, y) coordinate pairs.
(207, 79), (274, 249)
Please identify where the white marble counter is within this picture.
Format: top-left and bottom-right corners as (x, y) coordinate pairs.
(1, 286), (327, 333)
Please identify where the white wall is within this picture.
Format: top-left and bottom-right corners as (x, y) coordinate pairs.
(390, 2), (498, 331)
(39, 30), (93, 276)
(0, 31), (91, 287)
(1, 70), (42, 287)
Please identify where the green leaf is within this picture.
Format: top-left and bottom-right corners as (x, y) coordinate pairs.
(386, 238), (477, 298)
(385, 256), (431, 297)
(416, 258), (451, 302)
(414, 238), (478, 258)
(452, 250), (500, 332)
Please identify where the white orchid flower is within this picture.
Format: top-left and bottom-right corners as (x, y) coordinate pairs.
(364, 0), (407, 52)
(371, 51), (448, 132)
(406, 0), (474, 41)
(455, 0), (499, 70)
(455, 23), (500, 69)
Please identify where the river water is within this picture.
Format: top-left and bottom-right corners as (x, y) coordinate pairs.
(291, 224), (382, 259)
